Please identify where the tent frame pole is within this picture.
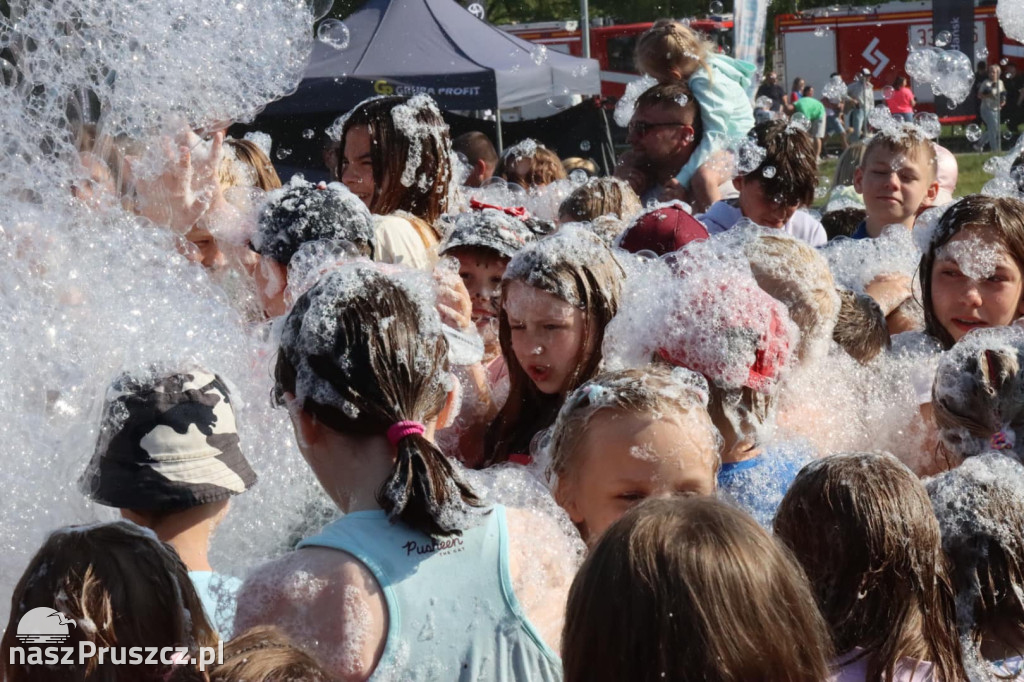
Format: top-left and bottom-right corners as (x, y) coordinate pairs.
(495, 110), (504, 153)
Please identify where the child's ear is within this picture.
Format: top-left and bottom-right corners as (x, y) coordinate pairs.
(925, 178), (940, 204)
(853, 166), (865, 193)
(553, 478), (583, 525)
(732, 175), (745, 192)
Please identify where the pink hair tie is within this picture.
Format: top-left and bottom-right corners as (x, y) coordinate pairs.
(387, 420), (425, 446)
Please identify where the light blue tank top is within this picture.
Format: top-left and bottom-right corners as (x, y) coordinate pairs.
(297, 504), (562, 681)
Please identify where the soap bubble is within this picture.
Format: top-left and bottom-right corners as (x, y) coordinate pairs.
(822, 74), (847, 101)
(934, 30), (951, 48)
(789, 112), (810, 132)
(579, 139), (591, 151)
(882, 85), (895, 100)
(814, 25), (831, 37)
(998, 0), (1024, 44)
(976, 46), (989, 61)
(905, 47), (975, 106)
(982, 176), (1022, 198)
(569, 169), (589, 185)
(914, 112), (941, 140)
(965, 123), (983, 142)
(0, 58), (17, 87)
(614, 74), (658, 127)
(732, 136), (767, 175)
(710, 1), (723, 13)
(308, 0), (335, 20)
(755, 95), (773, 110)
(317, 18), (350, 50)
(762, 165), (777, 179)
(276, 147), (292, 159)
(302, 128), (315, 139)
(531, 45), (548, 65)
(905, 47), (941, 84)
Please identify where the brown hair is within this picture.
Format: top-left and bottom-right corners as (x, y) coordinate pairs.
(558, 176), (642, 223)
(931, 327), (1024, 463)
(1, 521), (217, 682)
(210, 626), (331, 682)
(774, 453), (965, 682)
(745, 119), (819, 207)
(831, 143), (866, 191)
(484, 228), (623, 465)
(821, 206), (866, 240)
(635, 82), (702, 139)
(634, 19), (712, 82)
(920, 195), (1024, 350)
(496, 141), (567, 189)
(452, 131), (497, 168)
(563, 496), (833, 682)
(832, 289), (891, 363)
(926, 454), (1024, 662)
(339, 95), (453, 226)
(274, 263), (480, 536)
(219, 138), (282, 192)
(860, 127), (937, 181)
(548, 365), (720, 485)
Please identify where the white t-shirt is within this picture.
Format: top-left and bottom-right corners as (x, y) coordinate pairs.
(698, 200), (827, 247)
(373, 214), (436, 270)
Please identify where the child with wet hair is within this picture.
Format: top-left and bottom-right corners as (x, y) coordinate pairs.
(634, 18), (756, 212)
(562, 496), (833, 682)
(79, 367), (258, 637)
(249, 175), (375, 317)
(211, 625), (332, 682)
(700, 119), (827, 247)
(557, 176), (642, 225)
(546, 365), (721, 544)
(1, 521), (218, 682)
(485, 225), (624, 467)
(218, 137), (282, 193)
(608, 250), (808, 527)
(495, 139), (567, 189)
(237, 261), (572, 680)
(774, 452), (966, 682)
(927, 454), (1024, 679)
(436, 205), (550, 466)
(851, 125), (939, 239)
(931, 326), (1024, 469)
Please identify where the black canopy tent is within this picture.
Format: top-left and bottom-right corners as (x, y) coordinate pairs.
(262, 0), (603, 146)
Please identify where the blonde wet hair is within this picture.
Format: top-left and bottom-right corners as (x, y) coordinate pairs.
(634, 19), (713, 82)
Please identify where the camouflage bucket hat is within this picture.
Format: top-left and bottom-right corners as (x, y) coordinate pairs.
(80, 369), (257, 511)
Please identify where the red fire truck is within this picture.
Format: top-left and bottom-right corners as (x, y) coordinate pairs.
(774, 1), (1024, 122)
(501, 17), (735, 100)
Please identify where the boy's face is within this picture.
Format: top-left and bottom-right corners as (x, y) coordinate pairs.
(556, 409), (718, 545)
(453, 250), (508, 327)
(854, 145), (939, 229)
(733, 176), (801, 229)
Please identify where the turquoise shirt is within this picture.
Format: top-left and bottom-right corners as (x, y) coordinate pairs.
(189, 570), (241, 638)
(674, 54), (757, 188)
(298, 505), (562, 681)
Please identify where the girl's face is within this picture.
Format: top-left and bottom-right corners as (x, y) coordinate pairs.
(504, 280), (593, 395)
(254, 255), (288, 318)
(931, 225), (1024, 342)
(340, 125), (376, 210)
(556, 408), (719, 544)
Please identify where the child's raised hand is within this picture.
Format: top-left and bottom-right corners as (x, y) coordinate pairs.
(864, 273), (913, 316)
(434, 257), (474, 330)
(129, 129), (225, 233)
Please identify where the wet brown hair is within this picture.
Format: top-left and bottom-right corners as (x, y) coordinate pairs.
(774, 453), (965, 682)
(563, 496), (833, 682)
(339, 95), (453, 226)
(1, 521), (217, 682)
(484, 230), (623, 465)
(496, 142), (567, 189)
(634, 19), (712, 82)
(275, 264), (480, 536)
(832, 289), (890, 364)
(219, 138), (282, 192)
(860, 127), (937, 182)
(558, 176), (642, 223)
(745, 119), (818, 207)
(926, 454), (1024, 661)
(210, 626), (331, 682)
(920, 195), (1024, 350)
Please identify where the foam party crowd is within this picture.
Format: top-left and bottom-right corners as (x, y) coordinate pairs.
(4, 0), (1024, 680)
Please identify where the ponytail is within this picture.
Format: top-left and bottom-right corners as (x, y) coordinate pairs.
(380, 432), (480, 537)
(275, 263), (482, 538)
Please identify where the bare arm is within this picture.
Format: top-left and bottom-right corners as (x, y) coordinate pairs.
(236, 549), (388, 682)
